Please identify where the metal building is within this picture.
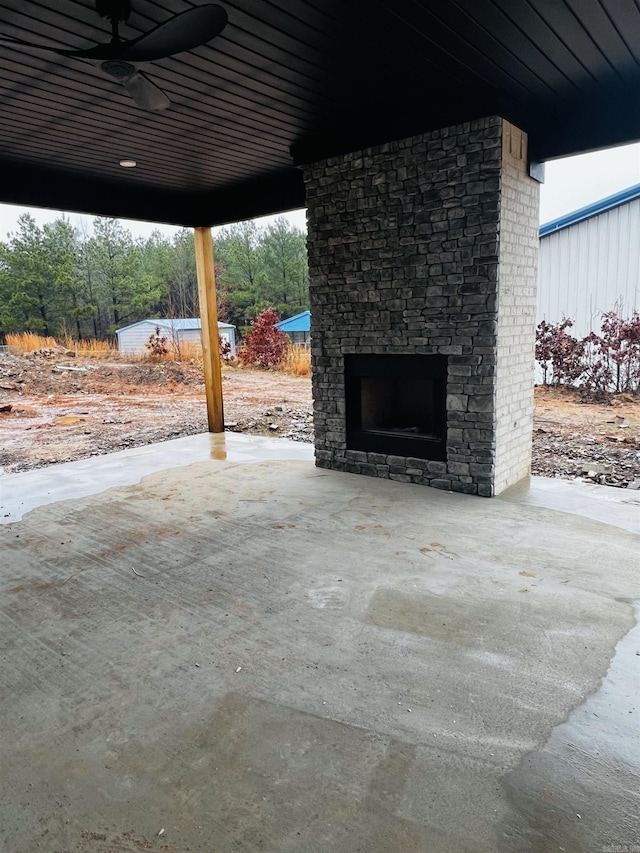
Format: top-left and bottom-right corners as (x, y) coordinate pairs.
(275, 311), (311, 345)
(116, 318), (236, 356)
(538, 184), (640, 337)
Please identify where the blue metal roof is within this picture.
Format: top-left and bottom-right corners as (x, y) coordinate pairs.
(539, 182), (640, 238)
(275, 311), (311, 332)
(116, 318), (234, 336)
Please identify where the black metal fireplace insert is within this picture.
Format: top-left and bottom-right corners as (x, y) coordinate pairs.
(345, 354), (447, 461)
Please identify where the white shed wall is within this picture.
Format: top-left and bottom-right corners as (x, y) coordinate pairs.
(177, 328), (202, 346)
(118, 322), (236, 356)
(117, 322), (160, 355)
(538, 199), (640, 338)
(176, 327), (236, 356)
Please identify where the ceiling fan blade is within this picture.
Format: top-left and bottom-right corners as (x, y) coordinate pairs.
(0, 5), (227, 63)
(122, 70), (170, 111)
(118, 5), (228, 62)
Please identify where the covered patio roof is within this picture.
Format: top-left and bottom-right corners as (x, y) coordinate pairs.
(2, 0), (640, 226)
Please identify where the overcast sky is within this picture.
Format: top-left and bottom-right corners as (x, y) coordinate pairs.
(2, 141), (640, 241)
(540, 141), (640, 222)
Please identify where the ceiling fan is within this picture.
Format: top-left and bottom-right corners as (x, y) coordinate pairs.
(0, 1), (228, 111)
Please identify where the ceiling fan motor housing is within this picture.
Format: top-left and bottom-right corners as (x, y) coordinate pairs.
(96, 0), (132, 23)
(101, 59), (136, 81)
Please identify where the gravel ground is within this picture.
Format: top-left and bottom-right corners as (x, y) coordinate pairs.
(1, 353), (639, 487)
(531, 385), (640, 489)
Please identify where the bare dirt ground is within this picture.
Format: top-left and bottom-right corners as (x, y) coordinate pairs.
(532, 385), (640, 488)
(1, 352), (639, 488)
(0, 353), (312, 474)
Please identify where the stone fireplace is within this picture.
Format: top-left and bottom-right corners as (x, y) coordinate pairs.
(302, 116), (540, 497)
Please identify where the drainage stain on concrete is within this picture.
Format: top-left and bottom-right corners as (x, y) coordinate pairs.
(498, 603), (640, 852)
(368, 588), (486, 643)
(22, 692), (428, 853)
(366, 585), (627, 661)
(110, 692), (428, 853)
(181, 692), (382, 849)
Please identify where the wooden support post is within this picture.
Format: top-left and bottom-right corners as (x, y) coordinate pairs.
(194, 226), (224, 433)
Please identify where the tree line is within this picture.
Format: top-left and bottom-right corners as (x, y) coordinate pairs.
(0, 213), (309, 341)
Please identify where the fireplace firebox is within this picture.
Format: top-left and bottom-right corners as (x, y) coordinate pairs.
(345, 355), (447, 461)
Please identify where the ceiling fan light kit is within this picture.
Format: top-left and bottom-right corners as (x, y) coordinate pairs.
(100, 59), (136, 82)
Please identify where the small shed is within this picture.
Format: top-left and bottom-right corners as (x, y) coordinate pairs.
(116, 318), (236, 356)
(275, 311), (311, 345)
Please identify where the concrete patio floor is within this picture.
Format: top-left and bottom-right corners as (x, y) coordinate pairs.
(1, 434), (639, 852)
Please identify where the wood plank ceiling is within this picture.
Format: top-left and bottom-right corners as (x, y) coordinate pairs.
(1, 0), (640, 225)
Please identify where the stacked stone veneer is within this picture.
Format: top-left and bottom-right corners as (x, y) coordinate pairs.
(303, 116), (539, 497)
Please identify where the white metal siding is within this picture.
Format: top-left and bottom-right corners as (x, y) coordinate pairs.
(176, 327), (238, 355)
(117, 322), (160, 355)
(118, 322), (236, 356)
(178, 328), (202, 345)
(538, 199), (640, 338)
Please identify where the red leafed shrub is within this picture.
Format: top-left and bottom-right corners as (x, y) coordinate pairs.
(535, 318), (584, 386)
(145, 326), (170, 359)
(238, 308), (289, 368)
(579, 331), (613, 399)
(597, 311), (640, 392)
(536, 312), (640, 396)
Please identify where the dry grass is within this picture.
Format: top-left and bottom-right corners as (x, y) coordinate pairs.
(6, 332), (250, 372)
(282, 345), (311, 377)
(6, 332), (58, 354)
(119, 340), (205, 364)
(7, 332), (116, 358)
(121, 350), (169, 364)
(61, 337), (114, 358)
(232, 345), (311, 376)
(172, 341), (203, 362)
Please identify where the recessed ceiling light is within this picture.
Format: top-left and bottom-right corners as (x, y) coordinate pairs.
(119, 159), (137, 168)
